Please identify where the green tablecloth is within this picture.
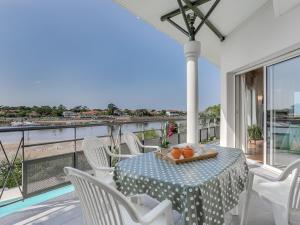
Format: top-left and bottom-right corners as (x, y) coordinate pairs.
(114, 145), (248, 225)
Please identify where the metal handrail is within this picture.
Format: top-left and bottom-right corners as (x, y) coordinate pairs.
(0, 118), (189, 133)
(0, 119), (220, 207)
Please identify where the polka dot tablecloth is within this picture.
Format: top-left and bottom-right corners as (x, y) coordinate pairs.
(113, 145), (248, 225)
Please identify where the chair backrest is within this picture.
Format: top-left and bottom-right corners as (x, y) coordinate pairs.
(82, 137), (110, 170)
(64, 167), (141, 225)
(280, 159), (300, 210)
(123, 132), (141, 155)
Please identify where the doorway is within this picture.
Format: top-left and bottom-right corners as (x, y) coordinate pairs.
(235, 68), (264, 163)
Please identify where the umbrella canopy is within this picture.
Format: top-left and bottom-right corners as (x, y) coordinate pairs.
(113, 0), (272, 66)
(113, 0), (300, 66)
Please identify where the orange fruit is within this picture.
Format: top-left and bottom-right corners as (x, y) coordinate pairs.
(171, 147), (182, 159)
(182, 147), (194, 158)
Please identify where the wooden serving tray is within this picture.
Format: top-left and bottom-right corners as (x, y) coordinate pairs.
(155, 149), (218, 164)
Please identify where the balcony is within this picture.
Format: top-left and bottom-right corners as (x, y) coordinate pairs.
(0, 119), (291, 225)
(0, 119), (219, 202)
(0, 119), (279, 225)
(2, 0), (300, 224)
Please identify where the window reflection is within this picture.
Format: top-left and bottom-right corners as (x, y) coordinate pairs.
(267, 56), (300, 168)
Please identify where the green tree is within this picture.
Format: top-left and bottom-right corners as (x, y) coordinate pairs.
(107, 103), (118, 115)
(160, 110), (166, 116)
(135, 109), (150, 117)
(58, 104), (67, 111)
(36, 106), (53, 116)
(203, 104), (220, 118)
(17, 111), (27, 117)
(71, 106), (89, 113)
(124, 109), (133, 116)
(55, 105), (66, 117)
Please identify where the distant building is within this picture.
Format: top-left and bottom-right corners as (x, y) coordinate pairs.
(80, 110), (98, 118)
(166, 110), (179, 117)
(63, 111), (78, 118)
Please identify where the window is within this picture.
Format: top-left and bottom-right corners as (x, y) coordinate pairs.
(266, 56), (300, 168)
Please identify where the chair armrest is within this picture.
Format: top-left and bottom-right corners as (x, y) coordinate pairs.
(93, 166), (114, 172)
(141, 145), (161, 151)
(140, 199), (173, 225)
(104, 147), (135, 159)
(108, 152), (135, 159)
(134, 136), (161, 151)
(128, 194), (144, 204)
(251, 167), (280, 182)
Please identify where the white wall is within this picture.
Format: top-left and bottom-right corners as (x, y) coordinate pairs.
(220, 1), (300, 147)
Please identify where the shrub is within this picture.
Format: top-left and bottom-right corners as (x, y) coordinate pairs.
(248, 125), (263, 141)
(137, 129), (159, 140)
(0, 158), (22, 189)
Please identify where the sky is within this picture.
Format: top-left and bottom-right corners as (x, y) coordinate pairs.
(0, 0), (220, 111)
(268, 55), (300, 111)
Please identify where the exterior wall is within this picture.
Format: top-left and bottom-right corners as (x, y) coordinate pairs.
(220, 1), (300, 147)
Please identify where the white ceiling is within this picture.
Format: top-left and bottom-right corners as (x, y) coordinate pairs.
(113, 0), (269, 65)
(273, 0), (300, 17)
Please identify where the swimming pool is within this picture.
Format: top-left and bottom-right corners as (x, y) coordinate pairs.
(0, 185), (74, 218)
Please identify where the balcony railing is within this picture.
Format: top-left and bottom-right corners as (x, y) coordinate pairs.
(0, 119), (220, 207)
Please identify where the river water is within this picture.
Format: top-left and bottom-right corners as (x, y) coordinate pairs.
(0, 121), (187, 144)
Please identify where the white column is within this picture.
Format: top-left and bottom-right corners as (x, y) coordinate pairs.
(184, 41), (201, 144)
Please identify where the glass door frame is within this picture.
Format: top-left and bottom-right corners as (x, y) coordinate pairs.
(234, 50), (300, 168)
(263, 66), (267, 165)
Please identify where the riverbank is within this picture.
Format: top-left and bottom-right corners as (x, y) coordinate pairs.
(0, 118), (219, 162)
(0, 120), (180, 161)
(0, 116), (186, 127)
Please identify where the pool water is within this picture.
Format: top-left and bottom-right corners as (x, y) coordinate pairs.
(0, 185), (74, 218)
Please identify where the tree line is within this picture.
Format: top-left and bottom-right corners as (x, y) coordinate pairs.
(0, 103), (220, 118)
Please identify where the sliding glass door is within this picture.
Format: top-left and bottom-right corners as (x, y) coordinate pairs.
(266, 56), (300, 168)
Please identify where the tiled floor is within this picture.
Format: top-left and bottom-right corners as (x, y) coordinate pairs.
(0, 192), (83, 225)
(1, 190), (281, 225)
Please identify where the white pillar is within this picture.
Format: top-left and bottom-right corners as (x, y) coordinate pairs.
(184, 41), (201, 144)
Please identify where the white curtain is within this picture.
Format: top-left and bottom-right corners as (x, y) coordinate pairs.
(251, 89), (257, 125)
(240, 75), (256, 153)
(240, 75), (248, 152)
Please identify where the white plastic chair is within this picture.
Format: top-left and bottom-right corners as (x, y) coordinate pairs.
(123, 132), (160, 155)
(82, 137), (133, 184)
(64, 167), (175, 225)
(241, 159), (300, 225)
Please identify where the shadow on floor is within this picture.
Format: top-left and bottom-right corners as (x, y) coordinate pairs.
(1, 190), (279, 225)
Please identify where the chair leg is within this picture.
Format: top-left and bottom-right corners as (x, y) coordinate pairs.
(230, 205), (239, 216)
(165, 205), (174, 225)
(240, 172), (254, 225)
(224, 212), (233, 225)
(272, 204), (289, 225)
